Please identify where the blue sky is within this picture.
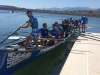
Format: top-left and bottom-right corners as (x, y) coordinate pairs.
(0, 0), (100, 9)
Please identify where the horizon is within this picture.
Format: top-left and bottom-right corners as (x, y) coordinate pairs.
(0, 0), (100, 9)
(0, 5), (99, 9)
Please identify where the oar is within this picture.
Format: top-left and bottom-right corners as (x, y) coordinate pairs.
(79, 27), (91, 28)
(86, 27), (91, 28)
(0, 23), (26, 44)
(38, 38), (78, 42)
(39, 38), (63, 41)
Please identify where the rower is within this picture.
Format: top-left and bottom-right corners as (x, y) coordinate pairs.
(38, 23), (50, 46)
(60, 21), (65, 27)
(21, 10), (38, 49)
(81, 14), (88, 33)
(49, 24), (60, 45)
(69, 17), (72, 21)
(55, 22), (62, 31)
(69, 19), (74, 29)
(78, 18), (81, 33)
(55, 22), (64, 38)
(62, 21), (70, 37)
(50, 24), (60, 38)
(72, 19), (75, 29)
(74, 19), (79, 29)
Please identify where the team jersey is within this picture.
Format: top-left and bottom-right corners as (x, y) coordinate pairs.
(50, 28), (59, 38)
(62, 25), (71, 32)
(72, 20), (75, 25)
(57, 27), (63, 31)
(78, 19), (81, 25)
(78, 19), (81, 23)
(81, 16), (88, 24)
(40, 28), (49, 38)
(29, 16), (38, 29)
(59, 24), (63, 27)
(67, 25), (71, 32)
(75, 20), (79, 25)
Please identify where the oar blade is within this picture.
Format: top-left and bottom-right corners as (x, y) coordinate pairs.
(8, 36), (26, 40)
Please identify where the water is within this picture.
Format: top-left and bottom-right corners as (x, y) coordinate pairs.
(0, 10), (100, 42)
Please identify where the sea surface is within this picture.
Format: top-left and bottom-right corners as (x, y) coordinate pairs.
(0, 10), (100, 42)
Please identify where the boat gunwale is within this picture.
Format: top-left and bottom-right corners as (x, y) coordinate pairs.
(0, 30), (74, 53)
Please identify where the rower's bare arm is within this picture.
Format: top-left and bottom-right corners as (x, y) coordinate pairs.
(48, 32), (51, 37)
(39, 35), (41, 38)
(48, 33), (55, 38)
(51, 35), (56, 38)
(22, 21), (31, 28)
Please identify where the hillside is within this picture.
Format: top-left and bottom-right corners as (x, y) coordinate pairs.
(0, 5), (100, 17)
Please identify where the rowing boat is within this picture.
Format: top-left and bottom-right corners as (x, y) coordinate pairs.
(0, 30), (74, 75)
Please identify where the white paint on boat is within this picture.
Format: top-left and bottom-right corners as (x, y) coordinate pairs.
(8, 36), (26, 40)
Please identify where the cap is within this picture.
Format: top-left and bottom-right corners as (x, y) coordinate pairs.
(52, 24), (56, 27)
(62, 21), (65, 23)
(81, 14), (83, 16)
(55, 21), (58, 24)
(26, 10), (32, 14)
(70, 17), (72, 19)
(78, 18), (80, 20)
(65, 21), (69, 23)
(64, 19), (68, 22)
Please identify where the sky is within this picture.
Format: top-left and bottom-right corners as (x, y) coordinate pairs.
(0, 0), (100, 9)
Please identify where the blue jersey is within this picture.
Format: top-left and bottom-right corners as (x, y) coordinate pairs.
(58, 27), (63, 31)
(29, 16), (38, 29)
(67, 26), (71, 32)
(81, 16), (88, 24)
(75, 20), (78, 25)
(78, 19), (81, 23)
(50, 28), (59, 38)
(59, 24), (63, 27)
(72, 20), (75, 25)
(40, 28), (49, 38)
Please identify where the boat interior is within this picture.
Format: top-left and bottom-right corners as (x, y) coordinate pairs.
(0, 37), (66, 52)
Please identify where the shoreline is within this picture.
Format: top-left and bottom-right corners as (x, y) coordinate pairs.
(6, 9), (100, 18)
(1, 9), (100, 18)
(0, 5), (100, 18)
(32, 10), (100, 18)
